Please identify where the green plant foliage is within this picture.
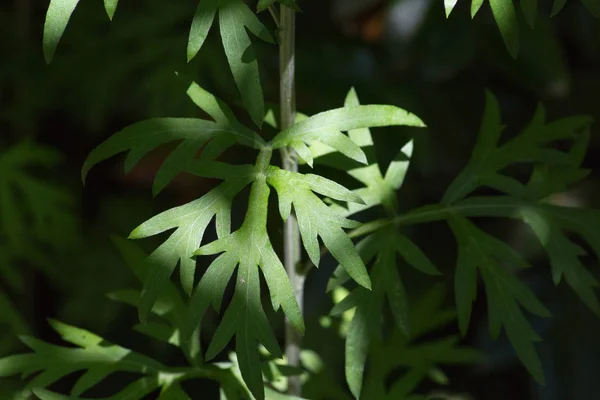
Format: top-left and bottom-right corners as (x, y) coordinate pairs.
(446, 0), (600, 57)
(0, 318), (244, 399)
(320, 89), (442, 398)
(80, 81), (425, 399)
(330, 285), (482, 400)
(0, 141), (75, 291)
(351, 90), (594, 386)
(187, 0), (275, 126)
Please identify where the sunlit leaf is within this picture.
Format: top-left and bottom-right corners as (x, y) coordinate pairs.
(187, 0), (274, 126)
(43, 0), (81, 63)
(104, 0), (119, 20)
(186, 179), (303, 400)
(489, 0), (520, 58)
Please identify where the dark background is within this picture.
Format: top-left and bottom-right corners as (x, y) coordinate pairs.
(1, 0), (600, 399)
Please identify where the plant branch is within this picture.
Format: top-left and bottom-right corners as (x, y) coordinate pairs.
(279, 5), (303, 397)
(301, 197), (549, 272)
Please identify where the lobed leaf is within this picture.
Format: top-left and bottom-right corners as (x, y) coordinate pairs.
(270, 105), (424, 162)
(182, 178), (302, 400)
(129, 173), (254, 322)
(443, 91), (592, 204)
(82, 83), (263, 194)
(187, 0), (274, 126)
(267, 167), (370, 288)
(449, 216), (550, 383)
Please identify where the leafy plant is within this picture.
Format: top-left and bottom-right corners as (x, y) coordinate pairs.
(3, 0), (599, 399)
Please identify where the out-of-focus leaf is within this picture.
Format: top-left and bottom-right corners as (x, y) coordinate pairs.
(521, 0), (538, 28)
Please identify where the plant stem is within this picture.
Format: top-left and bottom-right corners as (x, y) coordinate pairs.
(279, 5), (303, 397)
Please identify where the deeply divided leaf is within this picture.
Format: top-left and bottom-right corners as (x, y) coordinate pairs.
(187, 0), (274, 126)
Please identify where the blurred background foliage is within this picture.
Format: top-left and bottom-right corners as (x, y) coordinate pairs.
(1, 0), (600, 398)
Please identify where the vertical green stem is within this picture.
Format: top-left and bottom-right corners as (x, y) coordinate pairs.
(279, 5), (304, 396)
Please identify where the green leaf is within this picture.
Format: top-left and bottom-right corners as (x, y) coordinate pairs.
(471, 0), (484, 17)
(489, 0), (520, 58)
(331, 228), (440, 398)
(519, 206), (600, 316)
(82, 83), (263, 194)
(443, 91), (592, 204)
(267, 167), (370, 289)
(129, 175), (253, 321)
(187, 0), (274, 126)
(449, 216), (549, 383)
(187, 179), (303, 400)
(104, 0), (119, 20)
(270, 105), (425, 162)
(0, 321), (165, 395)
(43, 0), (81, 63)
(521, 0), (537, 28)
(445, 0), (459, 17)
(351, 285), (482, 399)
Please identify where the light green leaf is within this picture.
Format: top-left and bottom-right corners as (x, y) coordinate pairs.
(0, 322), (165, 393)
(445, 0), (459, 17)
(187, 179), (302, 400)
(104, 0), (119, 20)
(187, 0), (218, 62)
(43, 0), (81, 63)
(187, 0), (274, 126)
(489, 0), (520, 58)
(129, 175), (253, 321)
(267, 167), (370, 289)
(270, 105), (425, 162)
(521, 0), (537, 28)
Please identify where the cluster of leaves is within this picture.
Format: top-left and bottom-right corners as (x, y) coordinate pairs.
(444, 0), (600, 58)
(44, 0), (298, 128)
(0, 234), (478, 400)
(78, 81), (425, 400)
(359, 91), (595, 385)
(34, 1), (600, 399)
(330, 284), (481, 400)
